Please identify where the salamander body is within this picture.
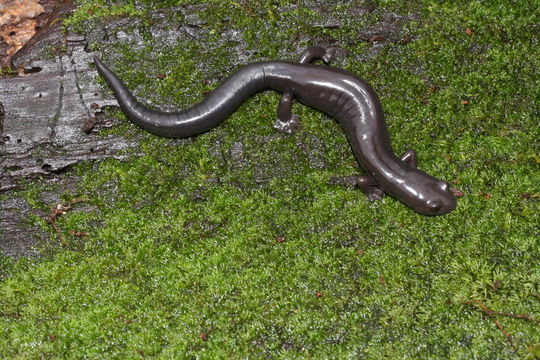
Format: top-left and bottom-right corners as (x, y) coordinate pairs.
(94, 46), (456, 215)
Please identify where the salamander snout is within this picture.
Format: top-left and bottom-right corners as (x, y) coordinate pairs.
(425, 195), (455, 215)
(424, 181), (456, 215)
(401, 170), (457, 215)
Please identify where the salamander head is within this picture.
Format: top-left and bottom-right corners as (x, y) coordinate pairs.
(396, 169), (457, 216)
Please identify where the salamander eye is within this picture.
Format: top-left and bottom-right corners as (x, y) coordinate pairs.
(427, 200), (442, 213)
(438, 181), (450, 192)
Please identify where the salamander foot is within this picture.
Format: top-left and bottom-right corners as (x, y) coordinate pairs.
(356, 176), (385, 201)
(329, 174), (385, 201)
(321, 47), (339, 64)
(298, 45), (341, 65)
(364, 186), (385, 201)
(273, 114), (299, 134)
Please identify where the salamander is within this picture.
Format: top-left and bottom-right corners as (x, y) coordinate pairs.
(94, 46), (456, 215)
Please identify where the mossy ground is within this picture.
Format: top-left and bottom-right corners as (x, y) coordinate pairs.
(1, 0), (539, 358)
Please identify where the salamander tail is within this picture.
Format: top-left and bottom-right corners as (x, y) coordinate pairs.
(93, 56), (156, 131)
(94, 57), (267, 138)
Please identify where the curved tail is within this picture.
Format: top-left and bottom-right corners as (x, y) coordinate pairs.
(93, 57), (267, 138)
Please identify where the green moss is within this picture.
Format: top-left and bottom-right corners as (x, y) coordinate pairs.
(1, 0), (539, 358)
(63, 0), (143, 31)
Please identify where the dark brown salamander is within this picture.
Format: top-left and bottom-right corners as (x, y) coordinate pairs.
(94, 46), (456, 215)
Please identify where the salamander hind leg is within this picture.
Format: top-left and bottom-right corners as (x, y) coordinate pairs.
(297, 45), (339, 64)
(273, 92), (299, 134)
(274, 46), (341, 135)
(329, 174), (385, 201)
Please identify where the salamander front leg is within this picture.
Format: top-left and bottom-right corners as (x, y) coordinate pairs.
(354, 175), (385, 201)
(329, 174), (385, 202)
(401, 149), (417, 168)
(273, 92), (299, 134)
